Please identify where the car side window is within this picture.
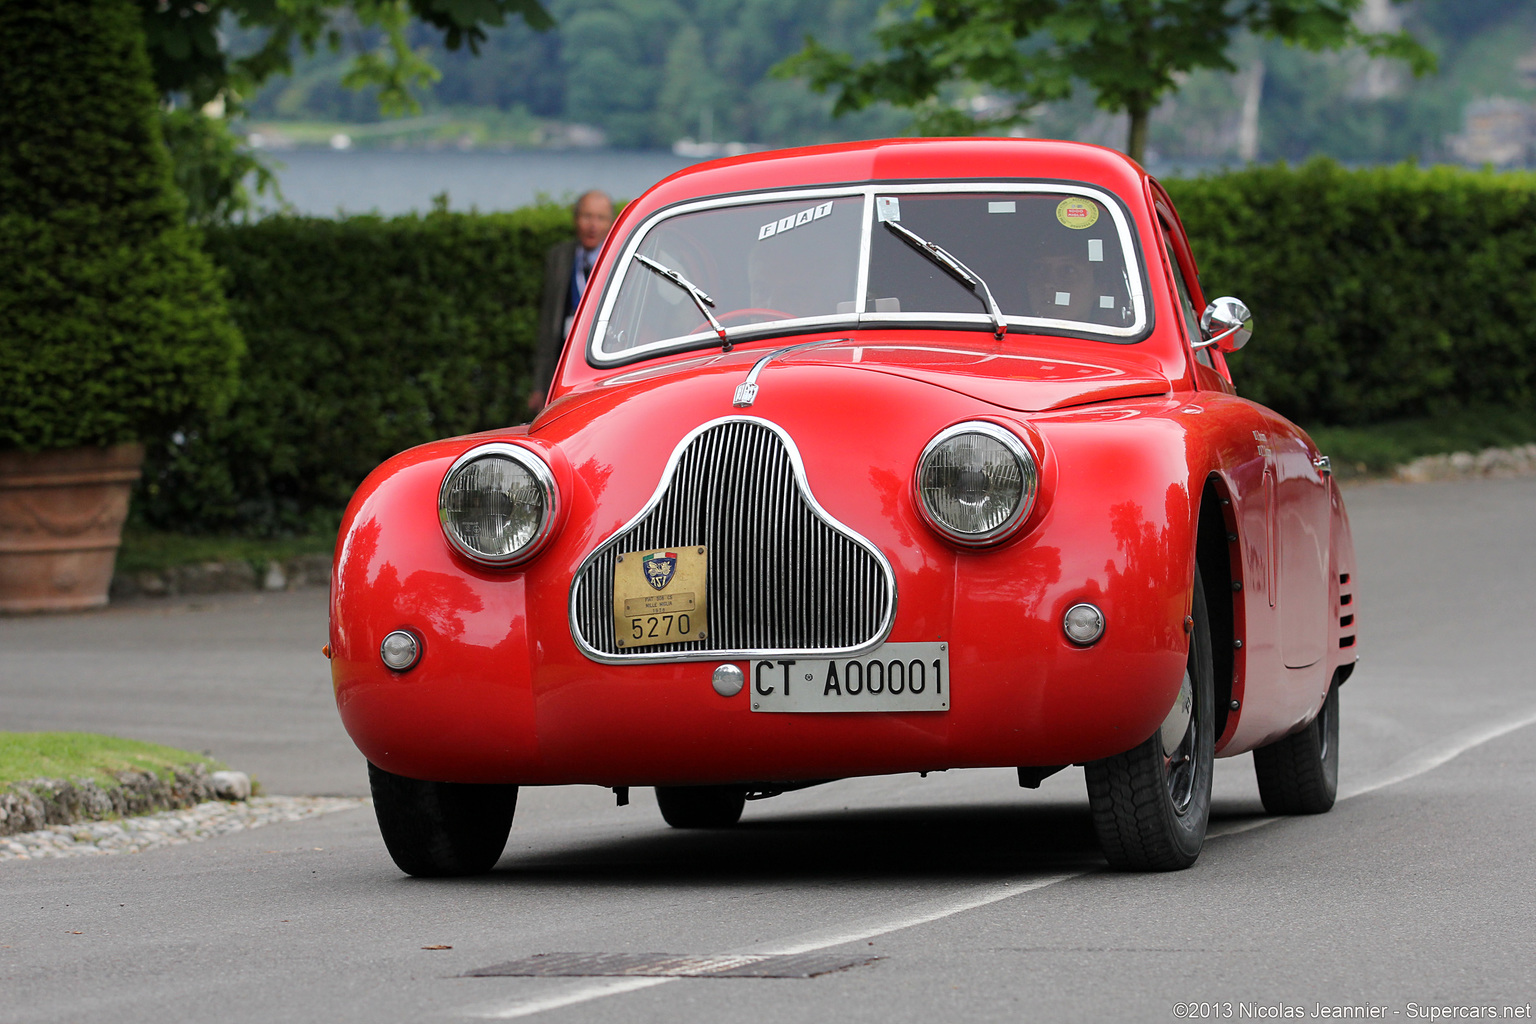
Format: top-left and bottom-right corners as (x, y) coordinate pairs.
(1160, 226), (1210, 367)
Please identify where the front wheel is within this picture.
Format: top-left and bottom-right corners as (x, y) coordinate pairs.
(368, 762), (518, 877)
(1253, 683), (1339, 814)
(655, 785), (746, 828)
(1084, 566), (1216, 871)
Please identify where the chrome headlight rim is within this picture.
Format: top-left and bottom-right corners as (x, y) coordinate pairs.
(438, 442), (559, 569)
(914, 421), (1038, 547)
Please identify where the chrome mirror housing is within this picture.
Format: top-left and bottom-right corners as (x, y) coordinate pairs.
(1191, 297), (1253, 354)
(1197, 296), (1252, 352)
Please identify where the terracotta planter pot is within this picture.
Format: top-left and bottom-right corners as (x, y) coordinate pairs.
(0, 443), (145, 613)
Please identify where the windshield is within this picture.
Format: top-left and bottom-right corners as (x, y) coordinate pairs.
(593, 185), (1145, 364)
(601, 196), (864, 355)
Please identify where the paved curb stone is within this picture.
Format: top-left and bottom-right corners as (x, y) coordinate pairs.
(1394, 443), (1536, 482)
(0, 796), (367, 860)
(0, 765), (234, 836)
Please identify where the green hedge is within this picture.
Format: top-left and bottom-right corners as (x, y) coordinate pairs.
(140, 161), (1536, 535)
(1167, 160), (1536, 426)
(0, 0), (241, 452)
(139, 206), (568, 535)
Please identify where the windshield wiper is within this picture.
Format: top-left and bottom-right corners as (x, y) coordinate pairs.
(883, 220), (1008, 340)
(634, 254), (732, 352)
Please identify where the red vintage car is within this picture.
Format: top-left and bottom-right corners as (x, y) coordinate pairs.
(329, 138), (1358, 876)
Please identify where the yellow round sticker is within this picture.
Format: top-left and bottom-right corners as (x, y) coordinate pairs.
(1056, 197), (1100, 229)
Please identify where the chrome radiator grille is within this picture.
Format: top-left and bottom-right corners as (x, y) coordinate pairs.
(570, 418), (895, 661)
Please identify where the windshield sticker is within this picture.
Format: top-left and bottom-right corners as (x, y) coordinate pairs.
(1055, 292), (1071, 306)
(1056, 197), (1100, 229)
(758, 201), (835, 240)
(876, 196), (901, 223)
(1100, 295), (1115, 308)
(1088, 238), (1104, 262)
(987, 200), (1016, 214)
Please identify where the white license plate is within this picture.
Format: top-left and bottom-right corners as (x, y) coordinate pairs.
(749, 642), (949, 713)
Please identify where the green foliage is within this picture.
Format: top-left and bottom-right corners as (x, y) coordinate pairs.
(0, 0), (243, 452)
(141, 0), (553, 114)
(246, 0), (911, 148)
(160, 109), (284, 226)
(139, 162), (1536, 534)
(1168, 160), (1536, 426)
(0, 732), (223, 789)
(115, 528), (335, 575)
(139, 205), (570, 535)
(1310, 404), (1536, 477)
(780, 0), (1434, 161)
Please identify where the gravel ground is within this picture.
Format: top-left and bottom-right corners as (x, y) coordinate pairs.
(0, 795), (366, 861)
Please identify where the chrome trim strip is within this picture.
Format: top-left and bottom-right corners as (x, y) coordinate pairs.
(854, 188), (874, 314)
(732, 339), (847, 408)
(568, 415), (898, 665)
(590, 182), (1148, 367)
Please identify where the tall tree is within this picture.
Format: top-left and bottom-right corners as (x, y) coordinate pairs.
(143, 1), (555, 224)
(0, 0), (242, 451)
(781, 0), (1435, 163)
(142, 0), (554, 114)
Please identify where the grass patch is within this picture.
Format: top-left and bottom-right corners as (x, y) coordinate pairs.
(1307, 404), (1536, 477)
(0, 732), (223, 789)
(114, 529), (334, 576)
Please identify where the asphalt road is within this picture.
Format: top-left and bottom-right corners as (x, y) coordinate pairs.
(2, 476), (1533, 1023)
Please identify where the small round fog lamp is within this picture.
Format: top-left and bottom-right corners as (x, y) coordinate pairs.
(380, 630), (422, 671)
(1063, 603), (1106, 646)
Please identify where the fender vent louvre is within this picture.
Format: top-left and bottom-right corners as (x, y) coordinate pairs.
(1337, 575), (1356, 651)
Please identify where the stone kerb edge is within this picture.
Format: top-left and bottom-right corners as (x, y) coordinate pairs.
(0, 765), (253, 836)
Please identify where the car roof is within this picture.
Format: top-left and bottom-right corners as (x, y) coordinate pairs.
(629, 138), (1150, 217)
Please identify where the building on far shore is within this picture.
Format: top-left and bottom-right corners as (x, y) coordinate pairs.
(1449, 97), (1534, 169)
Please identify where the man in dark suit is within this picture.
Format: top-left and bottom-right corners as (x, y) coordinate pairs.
(529, 190), (615, 413)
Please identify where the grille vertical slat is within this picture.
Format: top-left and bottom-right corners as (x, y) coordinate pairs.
(570, 420), (894, 660)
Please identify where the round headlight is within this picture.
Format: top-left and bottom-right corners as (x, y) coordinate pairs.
(915, 423), (1037, 545)
(439, 443), (558, 567)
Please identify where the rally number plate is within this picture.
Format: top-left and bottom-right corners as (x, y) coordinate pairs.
(613, 547), (708, 648)
(749, 642), (949, 713)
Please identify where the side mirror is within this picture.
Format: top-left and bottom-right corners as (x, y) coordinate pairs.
(1196, 296), (1252, 353)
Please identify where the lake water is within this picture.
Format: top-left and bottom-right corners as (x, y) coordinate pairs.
(255, 149), (707, 217)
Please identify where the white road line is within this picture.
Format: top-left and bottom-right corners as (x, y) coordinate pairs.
(465, 707), (1536, 1020)
(470, 978), (673, 1021)
(751, 873), (1081, 956)
(468, 874), (1083, 1019)
(1337, 704), (1536, 801)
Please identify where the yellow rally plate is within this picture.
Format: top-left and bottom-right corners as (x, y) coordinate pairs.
(613, 547), (708, 648)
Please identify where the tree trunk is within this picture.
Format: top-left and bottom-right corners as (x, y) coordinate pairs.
(1126, 106), (1150, 165)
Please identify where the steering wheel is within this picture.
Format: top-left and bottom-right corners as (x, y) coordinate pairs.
(691, 308), (794, 335)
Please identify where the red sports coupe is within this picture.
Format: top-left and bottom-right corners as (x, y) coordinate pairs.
(329, 138), (1358, 876)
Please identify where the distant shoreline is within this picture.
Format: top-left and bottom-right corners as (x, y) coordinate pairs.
(252, 148), (705, 218)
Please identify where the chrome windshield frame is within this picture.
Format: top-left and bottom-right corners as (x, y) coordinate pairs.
(588, 181), (1149, 369)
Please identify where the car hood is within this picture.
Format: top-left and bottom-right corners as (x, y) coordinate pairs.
(546, 336), (1172, 427)
(770, 338), (1172, 412)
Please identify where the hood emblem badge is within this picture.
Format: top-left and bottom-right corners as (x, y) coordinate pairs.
(642, 551), (678, 591)
(731, 339), (848, 409)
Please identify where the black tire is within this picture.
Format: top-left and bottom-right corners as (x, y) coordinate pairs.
(655, 785), (746, 828)
(1253, 682), (1339, 815)
(1084, 566), (1216, 871)
(367, 762), (518, 877)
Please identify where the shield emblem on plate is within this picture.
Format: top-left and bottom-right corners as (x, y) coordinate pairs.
(642, 552), (678, 591)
